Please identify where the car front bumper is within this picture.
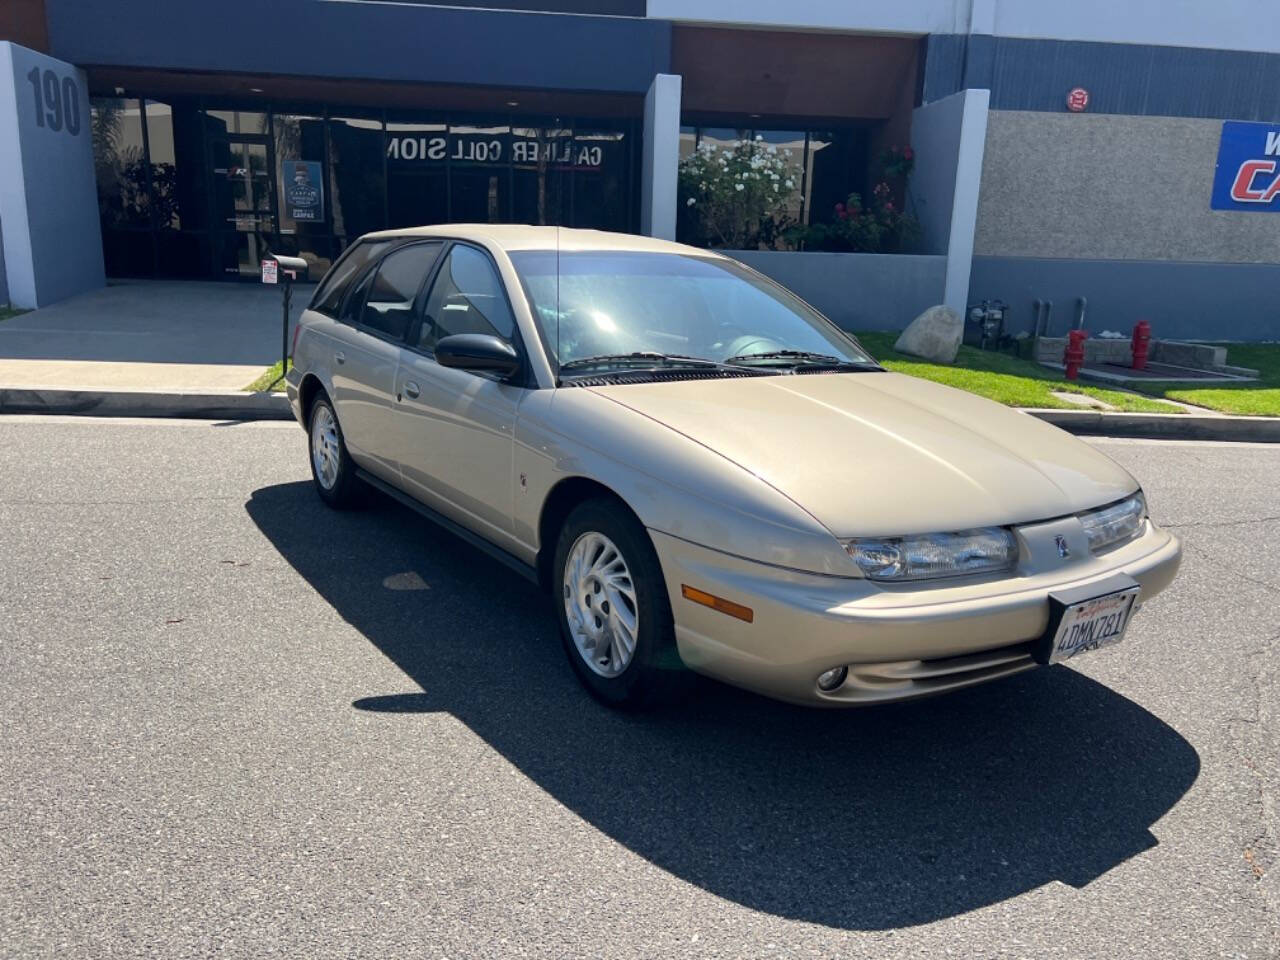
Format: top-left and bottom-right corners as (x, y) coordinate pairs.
(650, 520), (1181, 706)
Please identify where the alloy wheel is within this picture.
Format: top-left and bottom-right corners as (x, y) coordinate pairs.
(562, 531), (640, 678)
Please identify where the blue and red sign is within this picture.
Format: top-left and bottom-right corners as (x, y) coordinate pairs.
(1211, 121), (1280, 211)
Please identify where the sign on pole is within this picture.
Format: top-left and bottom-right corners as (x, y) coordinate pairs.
(261, 258), (278, 284)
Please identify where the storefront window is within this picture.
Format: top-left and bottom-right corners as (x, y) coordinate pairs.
(91, 98), (153, 276)
(205, 109), (269, 136)
(511, 124), (570, 226)
(570, 128), (629, 230)
(450, 122), (512, 223)
(147, 99), (212, 277)
(274, 110), (332, 276)
(90, 97), (637, 281)
(329, 111), (386, 243)
(385, 116), (448, 228)
(676, 124), (866, 250)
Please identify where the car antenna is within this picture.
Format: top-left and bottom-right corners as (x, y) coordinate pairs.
(555, 225), (561, 367)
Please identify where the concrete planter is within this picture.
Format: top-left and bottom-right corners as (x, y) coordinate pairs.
(725, 250), (947, 332)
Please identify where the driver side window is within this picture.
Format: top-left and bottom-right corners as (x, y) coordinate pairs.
(418, 245), (515, 351)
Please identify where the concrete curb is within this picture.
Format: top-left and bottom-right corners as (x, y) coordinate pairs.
(1025, 408), (1280, 443)
(3, 387), (1277, 442)
(0, 387), (293, 421)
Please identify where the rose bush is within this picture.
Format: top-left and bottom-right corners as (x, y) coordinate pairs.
(676, 136), (801, 250)
(786, 145), (922, 254)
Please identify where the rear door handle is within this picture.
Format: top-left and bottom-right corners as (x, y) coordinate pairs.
(403, 381), (421, 400)
(334, 351), (345, 364)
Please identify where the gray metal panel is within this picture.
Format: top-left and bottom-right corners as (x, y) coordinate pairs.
(969, 256), (1280, 342)
(730, 251), (948, 332)
(0, 209), (7, 307)
(45, 0), (671, 95)
(925, 34), (1280, 122)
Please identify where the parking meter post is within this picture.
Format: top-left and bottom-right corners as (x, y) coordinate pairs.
(282, 276), (291, 376)
(263, 255), (309, 385)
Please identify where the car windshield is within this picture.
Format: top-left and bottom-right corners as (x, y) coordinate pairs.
(508, 250), (877, 372)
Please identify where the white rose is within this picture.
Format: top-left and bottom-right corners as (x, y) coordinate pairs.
(686, 197), (696, 206)
(734, 183), (745, 192)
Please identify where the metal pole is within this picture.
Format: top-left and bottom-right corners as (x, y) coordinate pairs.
(282, 276), (292, 377)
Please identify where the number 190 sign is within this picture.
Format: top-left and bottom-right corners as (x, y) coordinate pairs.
(26, 66), (82, 137)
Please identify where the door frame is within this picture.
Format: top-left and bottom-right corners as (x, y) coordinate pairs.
(207, 131), (278, 280)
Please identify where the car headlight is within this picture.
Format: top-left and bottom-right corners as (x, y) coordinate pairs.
(1079, 492), (1147, 554)
(843, 527), (1018, 582)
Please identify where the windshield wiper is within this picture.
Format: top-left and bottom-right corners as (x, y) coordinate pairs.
(559, 352), (739, 375)
(723, 349), (881, 371)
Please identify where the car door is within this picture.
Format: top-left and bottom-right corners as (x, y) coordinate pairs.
(393, 242), (527, 547)
(328, 241), (443, 481)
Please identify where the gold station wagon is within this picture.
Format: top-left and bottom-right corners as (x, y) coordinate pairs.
(286, 225), (1181, 708)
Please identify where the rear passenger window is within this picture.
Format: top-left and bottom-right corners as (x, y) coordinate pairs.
(311, 240), (392, 317)
(419, 245), (515, 350)
(354, 242), (443, 340)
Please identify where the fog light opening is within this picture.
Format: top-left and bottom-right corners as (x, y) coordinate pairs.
(817, 665), (848, 692)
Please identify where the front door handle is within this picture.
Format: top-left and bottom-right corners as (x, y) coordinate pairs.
(334, 351), (346, 365)
(404, 381), (421, 399)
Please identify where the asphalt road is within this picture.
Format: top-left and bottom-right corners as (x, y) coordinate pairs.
(1, 417), (1276, 959)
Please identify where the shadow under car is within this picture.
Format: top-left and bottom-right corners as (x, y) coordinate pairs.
(245, 481), (1199, 931)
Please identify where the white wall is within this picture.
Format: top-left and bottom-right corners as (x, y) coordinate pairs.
(991, 0), (1280, 55)
(641, 74), (682, 241)
(647, 0), (1280, 54)
(0, 42), (104, 308)
(645, 0), (964, 36)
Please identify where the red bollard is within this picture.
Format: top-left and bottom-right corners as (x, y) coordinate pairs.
(1131, 320), (1151, 371)
(1064, 329), (1089, 381)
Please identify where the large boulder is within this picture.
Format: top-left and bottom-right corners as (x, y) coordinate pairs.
(894, 305), (963, 364)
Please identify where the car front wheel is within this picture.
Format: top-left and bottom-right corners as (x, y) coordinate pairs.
(553, 498), (687, 708)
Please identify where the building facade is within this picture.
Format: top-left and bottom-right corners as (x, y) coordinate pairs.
(1, 0), (1278, 338)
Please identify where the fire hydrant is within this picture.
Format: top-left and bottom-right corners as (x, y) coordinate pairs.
(1064, 329), (1089, 381)
(1131, 320), (1152, 371)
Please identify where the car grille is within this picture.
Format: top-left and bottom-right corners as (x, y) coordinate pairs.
(827, 642), (1039, 703)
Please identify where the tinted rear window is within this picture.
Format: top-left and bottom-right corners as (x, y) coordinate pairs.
(310, 240), (394, 316)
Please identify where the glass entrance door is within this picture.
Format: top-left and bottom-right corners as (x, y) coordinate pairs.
(211, 136), (276, 278)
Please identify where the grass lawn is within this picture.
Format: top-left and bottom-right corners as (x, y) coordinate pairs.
(1125, 343), (1280, 417)
(854, 332), (1183, 414)
(0, 306), (29, 321)
(244, 359), (291, 393)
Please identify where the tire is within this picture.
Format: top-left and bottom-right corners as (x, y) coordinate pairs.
(307, 395), (363, 509)
(553, 498), (688, 708)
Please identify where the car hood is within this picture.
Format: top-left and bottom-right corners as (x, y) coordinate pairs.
(586, 371), (1139, 538)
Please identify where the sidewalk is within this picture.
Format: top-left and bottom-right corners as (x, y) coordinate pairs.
(0, 279), (306, 391)
(2, 280), (1278, 439)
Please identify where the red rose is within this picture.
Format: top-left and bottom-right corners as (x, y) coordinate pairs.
(903, 146), (914, 160)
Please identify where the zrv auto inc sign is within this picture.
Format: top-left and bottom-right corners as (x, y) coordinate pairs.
(1211, 121), (1280, 210)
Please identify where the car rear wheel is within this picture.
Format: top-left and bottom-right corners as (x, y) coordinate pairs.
(308, 396), (362, 509)
(553, 498), (688, 708)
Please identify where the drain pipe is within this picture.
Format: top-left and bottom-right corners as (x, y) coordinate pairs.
(1073, 297), (1087, 331)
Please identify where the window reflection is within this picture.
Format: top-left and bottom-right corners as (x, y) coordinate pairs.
(511, 124), (570, 226)
(450, 123), (512, 223)
(90, 97), (637, 280)
(676, 124), (867, 249)
(386, 116), (448, 228)
(273, 111), (331, 275)
(205, 109), (269, 136)
(329, 112), (386, 242)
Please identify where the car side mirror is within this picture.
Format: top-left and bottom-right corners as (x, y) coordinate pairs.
(434, 333), (520, 379)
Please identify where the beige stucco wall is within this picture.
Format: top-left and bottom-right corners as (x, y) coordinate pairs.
(973, 110), (1280, 264)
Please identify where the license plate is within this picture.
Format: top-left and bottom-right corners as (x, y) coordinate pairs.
(1036, 574), (1141, 665)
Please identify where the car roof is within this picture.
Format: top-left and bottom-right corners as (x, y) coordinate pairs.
(360, 224), (726, 257)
